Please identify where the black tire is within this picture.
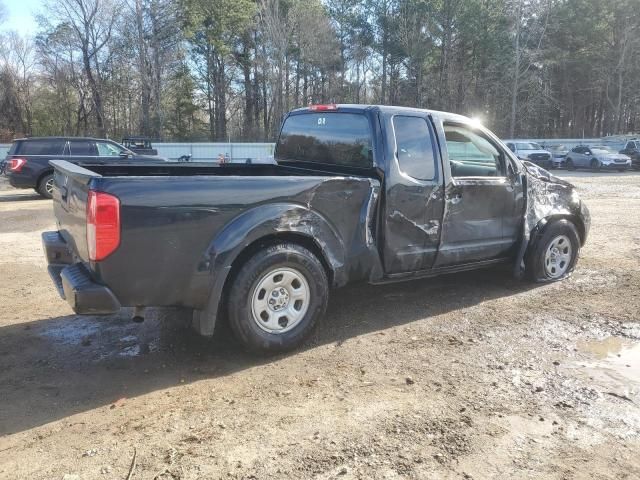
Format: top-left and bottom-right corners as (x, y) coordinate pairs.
(565, 158), (575, 171)
(526, 219), (580, 283)
(590, 158), (601, 172)
(227, 243), (329, 354)
(37, 173), (54, 199)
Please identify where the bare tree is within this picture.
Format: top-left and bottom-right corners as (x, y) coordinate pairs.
(42, 0), (123, 136)
(0, 32), (37, 134)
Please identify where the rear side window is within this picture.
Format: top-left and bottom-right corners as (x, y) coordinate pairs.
(69, 140), (97, 156)
(393, 115), (437, 180)
(16, 140), (65, 155)
(275, 113), (373, 168)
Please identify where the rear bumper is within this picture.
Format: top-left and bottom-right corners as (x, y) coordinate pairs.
(8, 173), (35, 189)
(42, 231), (121, 314)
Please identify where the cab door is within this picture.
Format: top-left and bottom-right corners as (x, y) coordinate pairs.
(433, 120), (521, 266)
(381, 112), (445, 274)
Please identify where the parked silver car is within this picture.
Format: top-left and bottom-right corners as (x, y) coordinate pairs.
(565, 145), (631, 172)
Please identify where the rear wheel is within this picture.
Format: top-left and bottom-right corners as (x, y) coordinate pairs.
(526, 219), (580, 282)
(590, 158), (601, 172)
(565, 158), (575, 171)
(37, 173), (54, 199)
(227, 243), (329, 353)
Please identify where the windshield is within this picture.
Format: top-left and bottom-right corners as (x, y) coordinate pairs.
(516, 142), (542, 150)
(591, 147), (612, 154)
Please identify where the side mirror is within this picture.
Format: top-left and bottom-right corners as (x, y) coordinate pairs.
(119, 152), (130, 159)
(506, 160), (519, 182)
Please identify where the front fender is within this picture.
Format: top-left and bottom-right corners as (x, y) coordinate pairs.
(513, 168), (587, 278)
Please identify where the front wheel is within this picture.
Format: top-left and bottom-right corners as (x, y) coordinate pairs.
(526, 219), (580, 282)
(227, 243), (329, 353)
(37, 173), (54, 199)
(565, 158), (575, 171)
(590, 159), (601, 172)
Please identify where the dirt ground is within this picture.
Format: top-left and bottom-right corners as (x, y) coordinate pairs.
(0, 171), (639, 480)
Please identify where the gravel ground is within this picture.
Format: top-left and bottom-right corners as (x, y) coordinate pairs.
(0, 171), (639, 479)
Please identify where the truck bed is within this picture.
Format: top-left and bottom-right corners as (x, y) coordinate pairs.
(50, 160), (381, 312)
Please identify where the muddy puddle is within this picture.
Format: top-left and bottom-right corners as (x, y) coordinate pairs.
(574, 336), (640, 401)
(39, 313), (162, 360)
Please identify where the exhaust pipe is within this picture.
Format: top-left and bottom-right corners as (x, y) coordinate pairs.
(132, 306), (146, 323)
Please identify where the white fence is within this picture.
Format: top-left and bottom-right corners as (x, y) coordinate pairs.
(154, 142), (275, 161)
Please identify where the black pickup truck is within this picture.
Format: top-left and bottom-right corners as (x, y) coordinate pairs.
(43, 105), (590, 353)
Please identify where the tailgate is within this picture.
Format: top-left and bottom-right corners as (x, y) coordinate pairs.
(50, 160), (100, 262)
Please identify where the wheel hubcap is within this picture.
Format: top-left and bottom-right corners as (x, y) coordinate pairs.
(45, 178), (54, 195)
(544, 235), (572, 278)
(251, 267), (310, 334)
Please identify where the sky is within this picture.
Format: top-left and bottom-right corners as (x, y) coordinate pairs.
(1, 0), (40, 34)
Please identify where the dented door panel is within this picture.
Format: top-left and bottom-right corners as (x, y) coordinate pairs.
(436, 177), (517, 266)
(380, 110), (445, 274)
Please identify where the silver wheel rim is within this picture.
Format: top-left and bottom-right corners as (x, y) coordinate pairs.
(250, 267), (310, 334)
(45, 178), (54, 195)
(544, 235), (572, 278)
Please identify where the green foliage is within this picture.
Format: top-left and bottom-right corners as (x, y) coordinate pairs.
(0, 0), (638, 141)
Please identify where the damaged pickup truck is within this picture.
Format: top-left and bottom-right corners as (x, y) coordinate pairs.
(43, 105), (590, 353)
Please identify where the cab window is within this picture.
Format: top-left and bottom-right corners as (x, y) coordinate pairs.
(392, 115), (437, 180)
(444, 124), (505, 178)
(275, 112), (373, 169)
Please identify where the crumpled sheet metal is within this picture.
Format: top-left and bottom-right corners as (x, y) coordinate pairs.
(514, 162), (583, 277)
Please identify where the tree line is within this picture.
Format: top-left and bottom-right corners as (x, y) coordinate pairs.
(0, 0), (639, 142)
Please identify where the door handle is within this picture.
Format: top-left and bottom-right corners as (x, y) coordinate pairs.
(447, 192), (463, 204)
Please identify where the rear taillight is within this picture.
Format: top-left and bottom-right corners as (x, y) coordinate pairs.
(8, 158), (27, 172)
(86, 191), (120, 261)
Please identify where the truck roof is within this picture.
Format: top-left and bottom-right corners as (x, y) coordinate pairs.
(292, 104), (474, 124)
(12, 136), (119, 142)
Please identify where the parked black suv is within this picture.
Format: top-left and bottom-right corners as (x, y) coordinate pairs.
(3, 137), (165, 198)
(620, 140), (640, 170)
